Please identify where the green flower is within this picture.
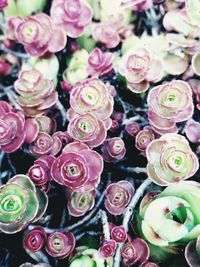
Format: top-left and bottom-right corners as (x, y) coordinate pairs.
(136, 181), (200, 262)
(0, 175), (48, 234)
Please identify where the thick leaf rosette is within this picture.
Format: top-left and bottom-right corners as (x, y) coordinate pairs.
(146, 134), (199, 186)
(0, 175), (48, 234)
(136, 181), (200, 261)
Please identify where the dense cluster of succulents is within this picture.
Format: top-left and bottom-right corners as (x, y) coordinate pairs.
(0, 0), (200, 267)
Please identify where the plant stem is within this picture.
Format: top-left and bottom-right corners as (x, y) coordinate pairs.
(100, 210), (110, 241)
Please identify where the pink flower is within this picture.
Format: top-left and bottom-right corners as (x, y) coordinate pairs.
(50, 0), (93, 38)
(99, 239), (117, 258)
(105, 181), (134, 215)
(67, 78), (114, 121)
(147, 80), (194, 135)
(88, 48), (114, 76)
(119, 48), (163, 93)
(0, 101), (26, 153)
(92, 22), (120, 49)
(67, 113), (107, 148)
(6, 13), (66, 57)
(102, 137), (126, 163)
(51, 142), (103, 192)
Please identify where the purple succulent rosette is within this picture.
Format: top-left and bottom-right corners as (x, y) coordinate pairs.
(23, 227), (47, 252)
(99, 239), (117, 258)
(45, 231), (76, 259)
(135, 126), (155, 152)
(102, 137), (126, 163)
(50, 0), (93, 38)
(104, 180), (134, 215)
(110, 225), (127, 243)
(51, 142), (103, 192)
(0, 101), (26, 153)
(0, 175), (48, 234)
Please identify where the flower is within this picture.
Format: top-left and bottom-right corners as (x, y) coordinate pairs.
(147, 80), (194, 135)
(146, 133), (199, 186)
(0, 175), (48, 234)
(23, 227), (47, 252)
(46, 231), (75, 259)
(63, 49), (89, 85)
(125, 121), (141, 137)
(14, 69), (58, 117)
(28, 155), (55, 191)
(185, 121), (200, 143)
(88, 48), (114, 76)
(135, 127), (155, 152)
(67, 113), (107, 148)
(102, 137), (126, 163)
(121, 238), (150, 265)
(50, 0), (93, 38)
(99, 239), (117, 258)
(67, 78), (114, 121)
(104, 181), (134, 215)
(69, 247), (110, 267)
(110, 225), (127, 243)
(138, 181), (200, 260)
(6, 13), (66, 57)
(185, 236), (200, 267)
(119, 48), (163, 93)
(67, 190), (95, 217)
(0, 100), (26, 153)
(92, 22), (120, 49)
(51, 142), (103, 192)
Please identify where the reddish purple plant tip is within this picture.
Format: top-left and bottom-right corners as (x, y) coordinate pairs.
(125, 121), (141, 137)
(111, 225), (127, 243)
(99, 239), (117, 258)
(102, 137), (126, 162)
(135, 126), (155, 152)
(23, 227), (47, 252)
(46, 231), (76, 259)
(104, 181), (134, 215)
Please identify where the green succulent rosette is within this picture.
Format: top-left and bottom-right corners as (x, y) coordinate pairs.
(69, 246), (112, 267)
(136, 181), (200, 262)
(0, 175), (48, 234)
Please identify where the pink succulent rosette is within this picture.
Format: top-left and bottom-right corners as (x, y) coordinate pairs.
(68, 113), (107, 148)
(135, 127), (155, 152)
(104, 180), (134, 215)
(185, 120), (200, 143)
(125, 121), (141, 137)
(102, 137), (126, 163)
(29, 132), (54, 157)
(67, 190), (95, 217)
(88, 48), (114, 76)
(121, 238), (150, 265)
(92, 22), (120, 49)
(147, 80), (194, 135)
(0, 100), (26, 153)
(45, 231), (76, 259)
(0, 0), (7, 9)
(6, 13), (66, 57)
(23, 227), (47, 252)
(67, 78), (114, 121)
(119, 48), (163, 93)
(110, 225), (127, 243)
(99, 239), (117, 258)
(189, 79), (200, 111)
(28, 155), (55, 192)
(51, 142), (103, 192)
(146, 133), (199, 186)
(24, 119), (39, 144)
(50, 0), (93, 38)
(14, 69), (58, 117)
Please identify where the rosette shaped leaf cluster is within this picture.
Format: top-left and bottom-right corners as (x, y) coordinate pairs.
(50, 0), (93, 38)
(88, 48), (114, 76)
(147, 80), (194, 135)
(102, 137), (126, 163)
(23, 227), (47, 252)
(185, 120), (200, 143)
(185, 236), (200, 267)
(110, 225), (127, 243)
(46, 231), (75, 259)
(105, 181), (134, 215)
(69, 247), (111, 267)
(14, 69), (58, 117)
(68, 78), (114, 122)
(146, 134), (199, 186)
(67, 113), (107, 148)
(121, 238), (150, 265)
(135, 127), (155, 152)
(6, 13), (66, 57)
(67, 190), (95, 217)
(137, 181), (200, 261)
(0, 100), (26, 153)
(0, 175), (48, 234)
(99, 239), (117, 258)
(51, 142), (103, 192)
(28, 155), (55, 192)
(119, 48), (163, 93)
